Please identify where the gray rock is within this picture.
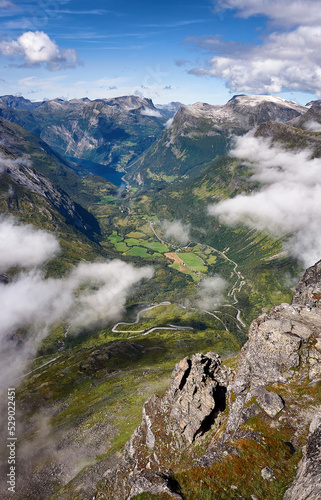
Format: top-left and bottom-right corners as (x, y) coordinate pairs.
(166, 352), (233, 443)
(101, 352), (233, 499)
(254, 386), (284, 418)
(129, 472), (182, 499)
(261, 466), (275, 480)
(283, 409), (321, 500)
(292, 259), (321, 309)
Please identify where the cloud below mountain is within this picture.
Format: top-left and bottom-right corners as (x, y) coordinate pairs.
(0, 216), (60, 272)
(0, 217), (153, 390)
(209, 132), (321, 267)
(140, 107), (162, 118)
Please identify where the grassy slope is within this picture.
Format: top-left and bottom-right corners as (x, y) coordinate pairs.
(125, 124), (234, 189)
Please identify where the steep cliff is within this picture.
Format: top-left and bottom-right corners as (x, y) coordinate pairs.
(96, 260), (321, 499)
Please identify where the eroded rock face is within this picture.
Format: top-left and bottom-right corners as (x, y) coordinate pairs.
(283, 410), (321, 500)
(166, 353), (231, 443)
(220, 266), (321, 442)
(96, 260), (321, 500)
(97, 352), (233, 499)
(4, 155), (99, 237)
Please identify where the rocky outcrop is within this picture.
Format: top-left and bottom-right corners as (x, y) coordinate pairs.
(283, 409), (321, 500)
(95, 260), (321, 499)
(199, 260), (321, 498)
(97, 352), (233, 499)
(166, 353), (232, 444)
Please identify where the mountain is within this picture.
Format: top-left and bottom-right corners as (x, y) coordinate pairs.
(125, 95), (307, 188)
(0, 100), (40, 135)
(155, 101), (183, 120)
(287, 99), (321, 131)
(0, 143), (99, 239)
(0, 115), (116, 208)
(0, 95), (43, 111)
(255, 119), (321, 155)
(0, 95), (168, 171)
(0, 116), (117, 273)
(96, 258), (321, 499)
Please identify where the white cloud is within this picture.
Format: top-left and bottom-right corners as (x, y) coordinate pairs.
(304, 120), (321, 132)
(162, 220), (191, 245)
(165, 117), (174, 128)
(18, 75), (67, 90)
(189, 25), (321, 96)
(215, 0), (321, 27)
(196, 275), (227, 311)
(0, 217), (154, 389)
(140, 107), (162, 118)
(189, 1), (321, 96)
(0, 31), (79, 70)
(209, 132), (321, 266)
(0, 217), (60, 272)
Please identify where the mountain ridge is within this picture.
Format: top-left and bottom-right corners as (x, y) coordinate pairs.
(125, 94), (308, 189)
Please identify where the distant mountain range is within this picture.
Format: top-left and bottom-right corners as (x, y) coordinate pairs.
(0, 95), (173, 170)
(125, 94), (309, 188)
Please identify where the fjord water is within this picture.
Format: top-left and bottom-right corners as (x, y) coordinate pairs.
(67, 156), (125, 186)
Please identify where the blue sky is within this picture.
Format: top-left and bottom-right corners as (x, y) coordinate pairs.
(0, 0), (320, 105)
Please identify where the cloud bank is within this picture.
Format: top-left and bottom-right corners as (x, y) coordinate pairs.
(0, 217), (153, 389)
(162, 219), (191, 246)
(0, 217), (60, 272)
(209, 133), (321, 267)
(0, 31), (79, 70)
(189, 1), (321, 96)
(303, 120), (321, 132)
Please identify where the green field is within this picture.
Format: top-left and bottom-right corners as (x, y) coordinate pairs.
(108, 230), (123, 243)
(126, 231), (146, 238)
(177, 252), (207, 272)
(143, 241), (169, 252)
(98, 195), (120, 203)
(114, 241), (129, 252)
(126, 246), (153, 257)
(124, 238), (144, 246)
